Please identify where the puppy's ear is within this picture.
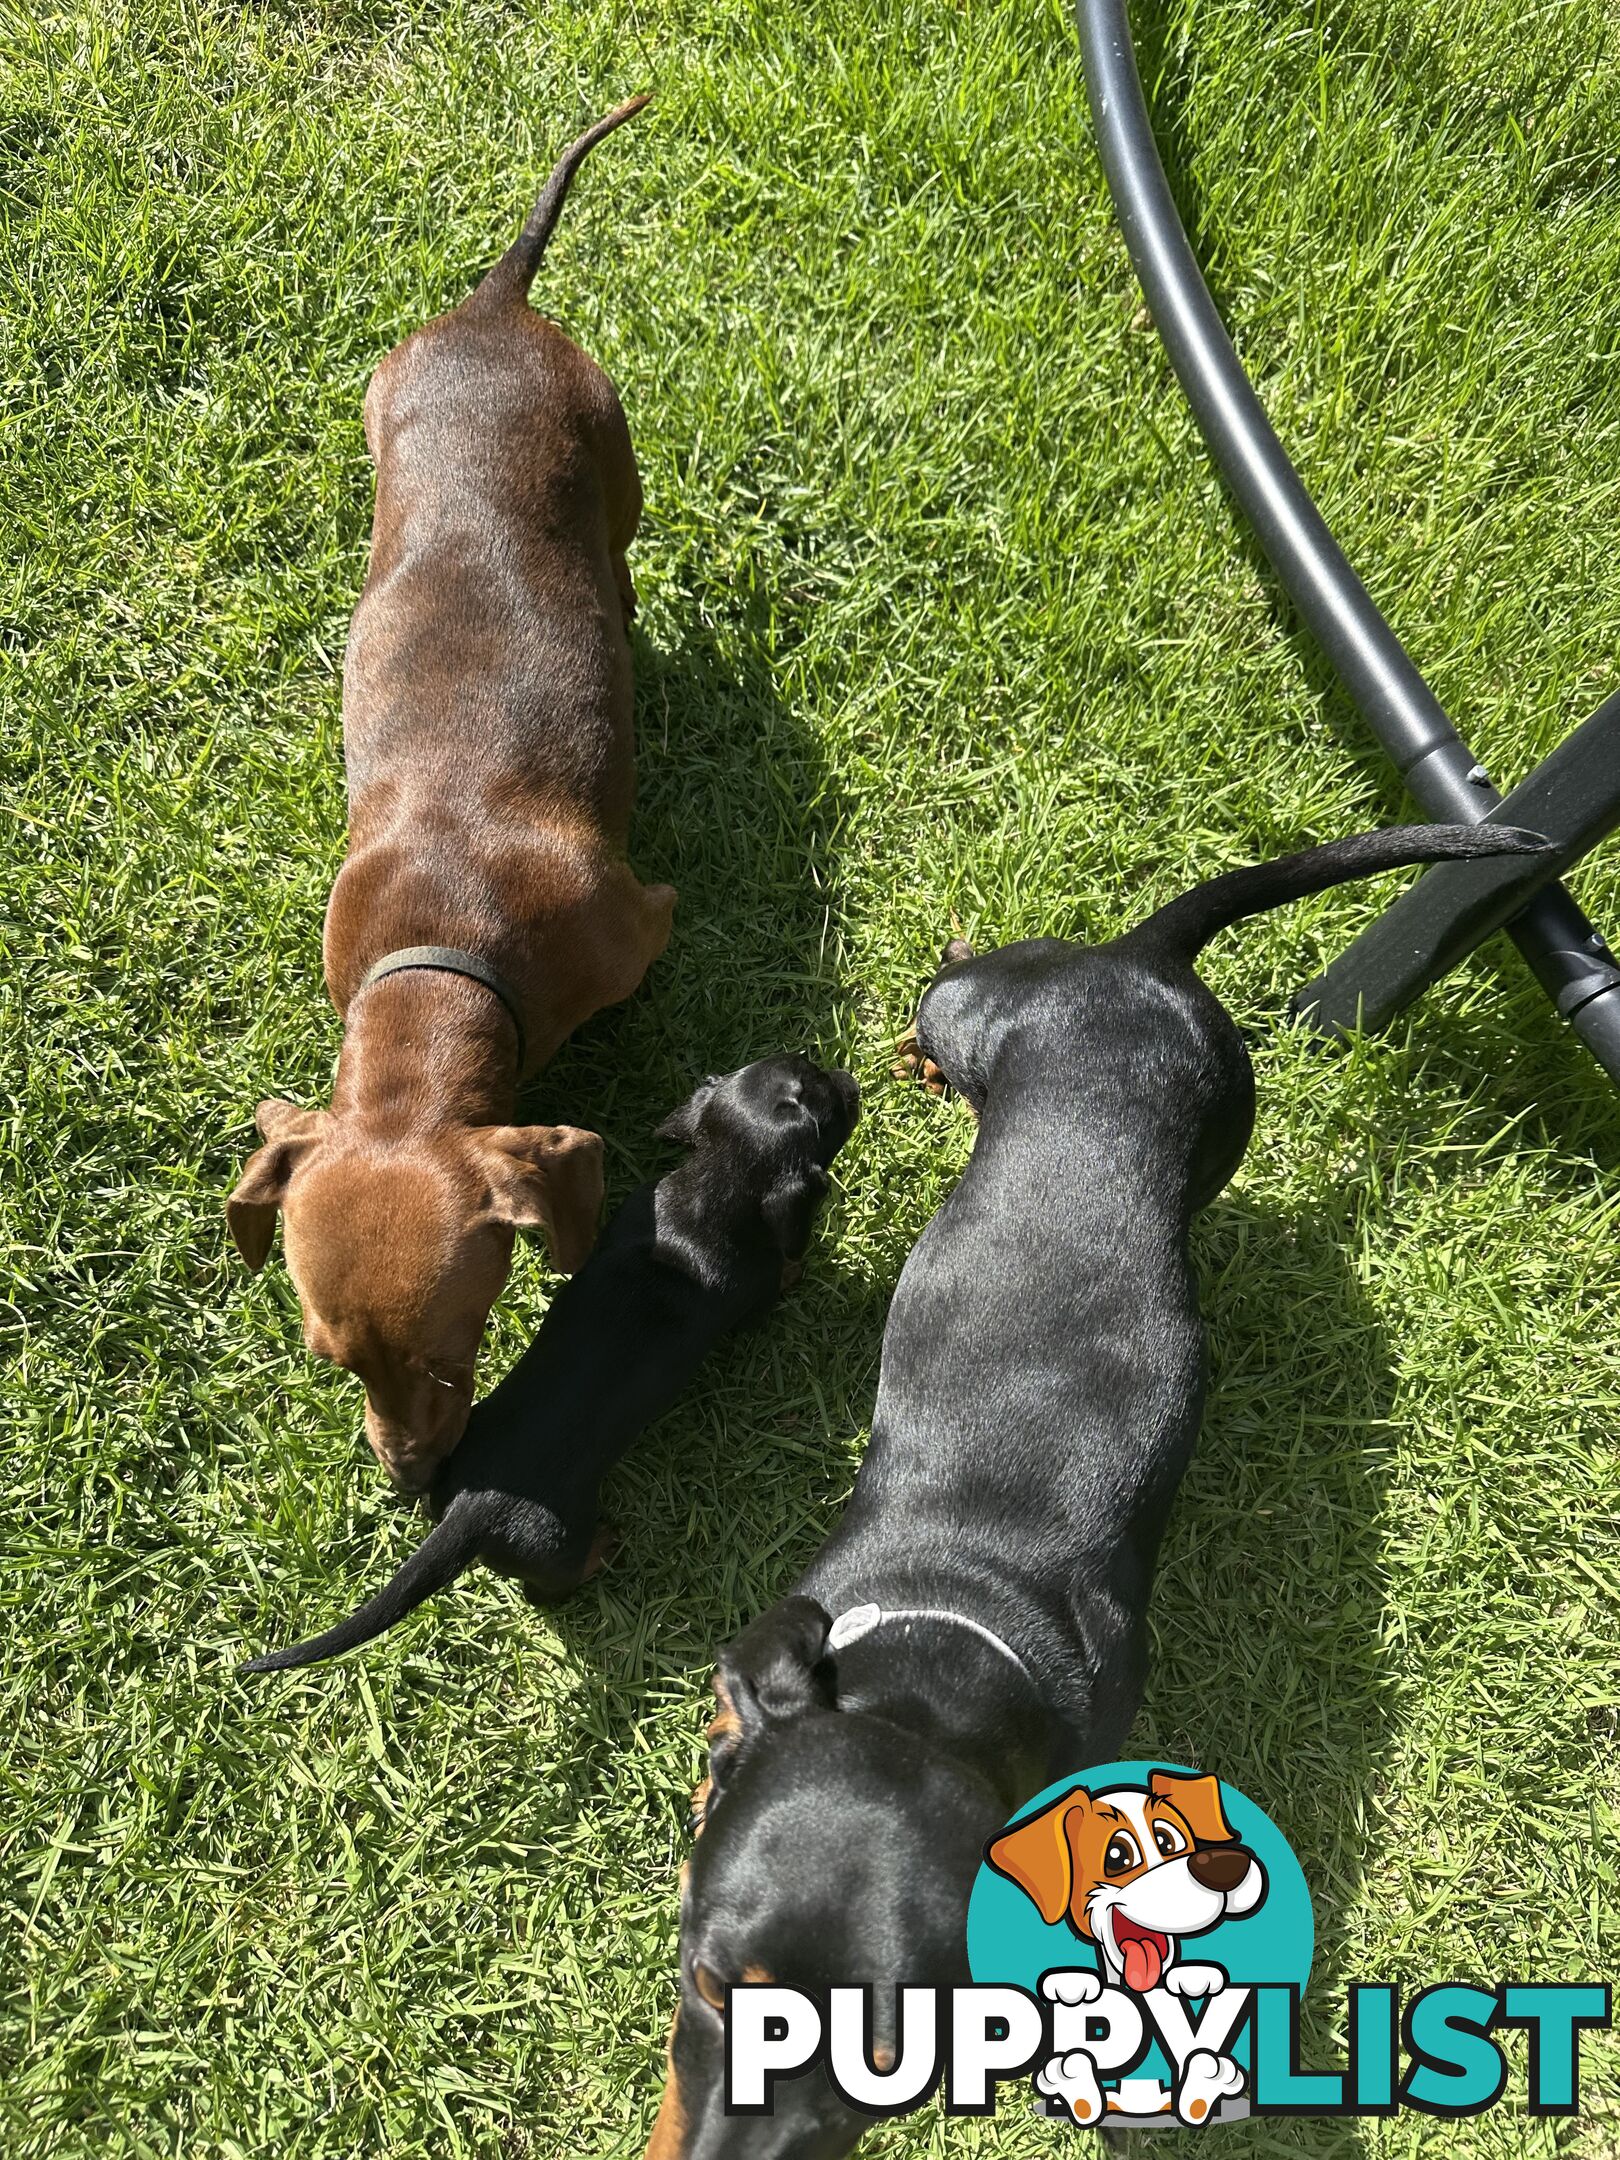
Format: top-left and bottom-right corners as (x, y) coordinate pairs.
(227, 1101), (325, 1271)
(986, 1788), (1094, 1927)
(697, 1596), (833, 1823)
(1148, 1770), (1235, 1847)
(475, 1124), (604, 1273)
(654, 1075), (719, 1147)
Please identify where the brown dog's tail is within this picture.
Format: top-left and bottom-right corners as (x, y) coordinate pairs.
(1127, 823), (1551, 963)
(472, 94), (651, 309)
(240, 1495), (490, 1675)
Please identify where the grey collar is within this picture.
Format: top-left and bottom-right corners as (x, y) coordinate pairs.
(357, 946), (527, 1071)
(827, 1601), (1037, 1691)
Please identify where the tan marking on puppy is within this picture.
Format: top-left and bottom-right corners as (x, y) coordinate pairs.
(645, 2014), (689, 2160)
(741, 1964), (775, 1985)
(705, 1670), (742, 1746)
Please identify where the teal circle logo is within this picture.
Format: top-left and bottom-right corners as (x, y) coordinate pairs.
(967, 1762), (1313, 2126)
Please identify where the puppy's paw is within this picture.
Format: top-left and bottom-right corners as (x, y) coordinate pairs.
(1175, 2049), (1244, 2125)
(893, 1025), (949, 1096)
(1035, 2050), (1105, 2125)
(1163, 1963), (1225, 2000)
(1042, 1969), (1104, 2008)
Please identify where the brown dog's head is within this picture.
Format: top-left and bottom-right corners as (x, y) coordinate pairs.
(228, 1098), (603, 1488)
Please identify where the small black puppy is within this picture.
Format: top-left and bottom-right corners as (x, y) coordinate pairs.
(244, 1055), (860, 1674)
(650, 824), (1545, 2159)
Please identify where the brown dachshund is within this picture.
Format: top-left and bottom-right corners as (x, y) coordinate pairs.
(229, 99), (675, 1492)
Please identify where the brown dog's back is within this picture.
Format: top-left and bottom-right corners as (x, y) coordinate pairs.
(232, 98), (673, 1491)
(343, 99), (653, 850)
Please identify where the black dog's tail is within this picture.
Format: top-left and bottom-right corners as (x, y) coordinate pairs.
(1127, 823), (1550, 963)
(241, 1497), (490, 1674)
(472, 95), (651, 309)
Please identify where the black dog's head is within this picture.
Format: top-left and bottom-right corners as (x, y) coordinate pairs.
(655, 1056), (860, 1260)
(648, 1598), (1003, 2159)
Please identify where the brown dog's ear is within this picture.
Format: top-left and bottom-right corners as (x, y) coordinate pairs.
(227, 1101), (325, 1271)
(698, 1596), (833, 1823)
(1149, 1770), (1235, 1846)
(475, 1124), (604, 1273)
(986, 1789), (1093, 1926)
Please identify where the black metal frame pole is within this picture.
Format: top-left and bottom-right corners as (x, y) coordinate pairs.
(1295, 690), (1620, 1037)
(1072, 0), (1620, 1085)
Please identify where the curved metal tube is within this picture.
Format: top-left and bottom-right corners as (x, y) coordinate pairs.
(1072, 0), (1620, 1081)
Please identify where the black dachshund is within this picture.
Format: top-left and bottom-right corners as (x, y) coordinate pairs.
(649, 824), (1545, 2159)
(244, 1055), (860, 1673)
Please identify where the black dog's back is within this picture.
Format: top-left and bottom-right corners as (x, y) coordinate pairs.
(832, 821), (1551, 1745)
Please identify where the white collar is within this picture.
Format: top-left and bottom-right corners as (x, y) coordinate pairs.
(827, 1601), (1037, 1690)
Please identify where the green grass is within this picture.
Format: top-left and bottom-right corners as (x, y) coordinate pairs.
(4, 0), (1619, 2152)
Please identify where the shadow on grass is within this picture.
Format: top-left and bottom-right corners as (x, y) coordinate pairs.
(515, 598), (852, 1194)
(481, 583), (886, 1747)
(1130, 1187), (1398, 2148)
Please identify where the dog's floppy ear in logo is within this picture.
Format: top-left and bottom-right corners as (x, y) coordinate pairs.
(1148, 1769), (1235, 1847)
(985, 1786), (1098, 1932)
(691, 1595), (834, 1830)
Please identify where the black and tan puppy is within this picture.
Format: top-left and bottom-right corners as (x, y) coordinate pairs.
(244, 1056), (859, 1674)
(648, 824), (1545, 2160)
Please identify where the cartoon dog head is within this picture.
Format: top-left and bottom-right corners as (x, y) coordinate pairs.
(987, 1771), (1266, 1992)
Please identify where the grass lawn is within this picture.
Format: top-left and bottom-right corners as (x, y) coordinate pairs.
(4, 0), (1619, 2151)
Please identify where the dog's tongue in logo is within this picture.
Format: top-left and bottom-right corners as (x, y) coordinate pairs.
(1114, 1913), (1169, 1993)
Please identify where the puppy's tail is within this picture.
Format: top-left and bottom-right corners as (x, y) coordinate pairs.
(472, 95), (651, 309)
(1126, 824), (1552, 963)
(240, 1495), (490, 1675)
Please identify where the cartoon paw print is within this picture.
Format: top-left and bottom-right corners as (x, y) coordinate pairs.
(1036, 2049), (1106, 2125)
(1176, 2048), (1245, 2125)
(1041, 1970), (1104, 2008)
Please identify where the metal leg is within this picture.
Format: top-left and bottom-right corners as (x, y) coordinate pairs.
(1071, 0), (1620, 1084)
(1294, 691), (1620, 1038)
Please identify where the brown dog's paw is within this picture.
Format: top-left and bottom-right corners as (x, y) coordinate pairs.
(894, 1025), (949, 1096)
